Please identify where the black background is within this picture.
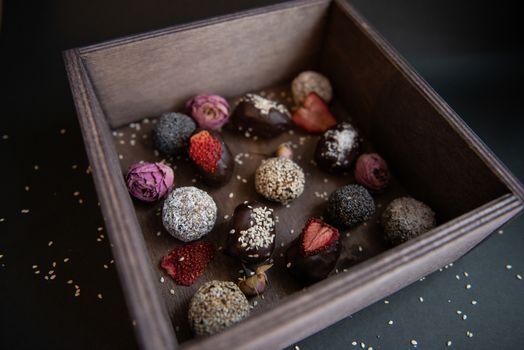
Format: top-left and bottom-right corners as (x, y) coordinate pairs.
(0, 1), (523, 349)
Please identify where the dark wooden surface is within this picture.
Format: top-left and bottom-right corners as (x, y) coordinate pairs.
(1, 0), (524, 349)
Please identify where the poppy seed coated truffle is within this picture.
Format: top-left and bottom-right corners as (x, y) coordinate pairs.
(326, 184), (375, 227)
(381, 197), (436, 245)
(153, 112), (196, 155)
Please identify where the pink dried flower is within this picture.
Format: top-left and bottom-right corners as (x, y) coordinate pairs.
(186, 94), (230, 130)
(354, 153), (390, 192)
(125, 162), (174, 202)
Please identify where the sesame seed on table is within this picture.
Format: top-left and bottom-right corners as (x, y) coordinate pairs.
(1, 1), (524, 350)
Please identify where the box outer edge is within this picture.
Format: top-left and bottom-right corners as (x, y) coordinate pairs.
(63, 49), (178, 350)
(61, 0), (524, 349)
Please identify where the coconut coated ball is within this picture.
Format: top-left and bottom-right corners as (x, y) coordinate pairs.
(291, 71), (333, 105)
(326, 184), (375, 227)
(162, 186), (217, 242)
(381, 197), (436, 245)
(153, 112), (196, 155)
(188, 280), (250, 336)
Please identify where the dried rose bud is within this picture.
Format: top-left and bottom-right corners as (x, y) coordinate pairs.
(276, 143), (293, 159)
(354, 153), (390, 192)
(186, 94), (230, 130)
(238, 264), (272, 296)
(125, 162), (174, 202)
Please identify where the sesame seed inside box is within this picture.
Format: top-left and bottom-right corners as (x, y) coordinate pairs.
(64, 0), (524, 349)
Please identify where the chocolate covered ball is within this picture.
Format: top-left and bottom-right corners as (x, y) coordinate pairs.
(354, 153), (391, 192)
(231, 93), (291, 138)
(255, 157), (305, 204)
(162, 186), (217, 242)
(188, 129), (234, 186)
(291, 71), (333, 105)
(153, 112), (196, 155)
(188, 280), (250, 336)
(227, 202), (276, 264)
(326, 184), (375, 227)
(315, 122), (361, 172)
(382, 197), (436, 245)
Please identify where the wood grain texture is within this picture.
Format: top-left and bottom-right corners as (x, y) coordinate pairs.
(81, 0), (330, 128)
(63, 49), (178, 350)
(62, 0), (524, 349)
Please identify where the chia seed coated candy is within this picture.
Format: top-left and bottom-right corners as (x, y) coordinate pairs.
(153, 112), (196, 155)
(382, 197), (436, 245)
(162, 186), (217, 242)
(188, 280), (250, 336)
(254, 157), (305, 205)
(326, 184), (375, 227)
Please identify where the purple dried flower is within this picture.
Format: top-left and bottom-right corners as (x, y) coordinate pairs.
(354, 153), (390, 192)
(186, 94), (230, 130)
(125, 162), (174, 202)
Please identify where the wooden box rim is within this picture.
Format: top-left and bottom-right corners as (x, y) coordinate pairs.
(63, 1), (524, 349)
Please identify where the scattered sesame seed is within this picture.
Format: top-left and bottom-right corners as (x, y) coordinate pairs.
(67, 280), (73, 284)
(447, 340), (452, 346)
(170, 289), (175, 295)
(498, 229), (504, 234)
(471, 300), (477, 305)
(103, 264), (108, 269)
(463, 272), (469, 277)
(466, 331), (473, 338)
(410, 339), (418, 346)
(517, 274), (522, 280)
(34, 165), (39, 170)
(73, 191), (80, 196)
(419, 297), (424, 302)
(465, 283), (472, 289)
(352, 341), (357, 346)
(97, 293), (103, 300)
(48, 241), (53, 247)
(60, 128), (66, 134)
(229, 192), (234, 198)
(388, 320), (394, 325)
(384, 300), (389, 304)
(24, 186), (30, 191)
(224, 214), (230, 220)
(456, 310), (462, 315)
(506, 264), (512, 270)
(50, 274), (56, 280)
(294, 346), (300, 350)
(2, 134), (8, 140)
(160, 277), (165, 283)
(462, 314), (467, 320)
(286, 262), (292, 268)
(20, 209), (30, 214)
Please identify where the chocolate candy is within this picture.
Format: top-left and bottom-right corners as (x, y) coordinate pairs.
(231, 93), (291, 138)
(227, 202), (276, 264)
(188, 129), (234, 186)
(285, 238), (340, 283)
(315, 122), (361, 172)
(285, 218), (341, 283)
(326, 184), (375, 228)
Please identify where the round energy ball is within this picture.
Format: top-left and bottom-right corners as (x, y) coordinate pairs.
(326, 184), (375, 227)
(188, 280), (250, 336)
(153, 112), (196, 156)
(254, 157), (305, 204)
(382, 197), (436, 245)
(162, 186), (217, 242)
(291, 71), (333, 105)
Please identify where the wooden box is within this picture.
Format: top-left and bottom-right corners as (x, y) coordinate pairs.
(63, 0), (524, 349)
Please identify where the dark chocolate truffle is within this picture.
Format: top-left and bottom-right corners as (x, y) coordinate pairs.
(254, 157), (305, 204)
(381, 197), (436, 245)
(188, 129), (234, 186)
(231, 93), (291, 138)
(153, 112), (196, 155)
(315, 122), (361, 172)
(354, 153), (391, 192)
(227, 202), (276, 264)
(188, 280), (250, 336)
(326, 184), (375, 227)
(285, 218), (341, 283)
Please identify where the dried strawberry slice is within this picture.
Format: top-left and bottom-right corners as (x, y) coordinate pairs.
(292, 92), (337, 134)
(160, 241), (214, 286)
(300, 218), (339, 256)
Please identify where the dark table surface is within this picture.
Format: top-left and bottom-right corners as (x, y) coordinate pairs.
(1, 1), (523, 349)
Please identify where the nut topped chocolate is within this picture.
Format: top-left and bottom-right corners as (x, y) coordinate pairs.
(188, 129), (234, 186)
(315, 122), (361, 172)
(227, 202), (276, 264)
(231, 93), (291, 138)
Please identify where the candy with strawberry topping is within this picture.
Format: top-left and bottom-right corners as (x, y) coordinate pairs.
(285, 218), (341, 283)
(292, 92), (337, 134)
(188, 129), (234, 186)
(160, 241), (215, 286)
(291, 71), (333, 105)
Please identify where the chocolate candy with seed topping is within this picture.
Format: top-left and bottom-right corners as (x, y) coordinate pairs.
(227, 201), (276, 264)
(188, 129), (234, 186)
(231, 93), (291, 138)
(315, 122), (361, 172)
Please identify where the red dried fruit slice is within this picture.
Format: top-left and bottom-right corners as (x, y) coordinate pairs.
(300, 218), (339, 256)
(292, 92), (337, 134)
(189, 130), (222, 173)
(160, 241), (215, 286)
